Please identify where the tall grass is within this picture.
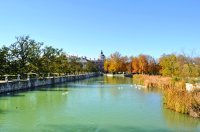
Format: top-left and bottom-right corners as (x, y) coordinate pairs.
(133, 74), (200, 117)
(133, 75), (172, 89)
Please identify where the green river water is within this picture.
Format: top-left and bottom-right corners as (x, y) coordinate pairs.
(0, 77), (200, 132)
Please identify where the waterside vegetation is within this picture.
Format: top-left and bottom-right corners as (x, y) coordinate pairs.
(133, 75), (200, 117)
(104, 52), (200, 77)
(0, 36), (99, 80)
(105, 52), (200, 117)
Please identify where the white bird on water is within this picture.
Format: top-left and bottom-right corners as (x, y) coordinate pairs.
(118, 87), (123, 90)
(62, 91), (68, 95)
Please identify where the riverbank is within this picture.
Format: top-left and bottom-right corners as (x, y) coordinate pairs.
(104, 73), (133, 77)
(1, 76), (198, 131)
(0, 73), (102, 94)
(133, 74), (200, 118)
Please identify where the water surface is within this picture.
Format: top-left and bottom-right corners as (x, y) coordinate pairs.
(0, 77), (200, 132)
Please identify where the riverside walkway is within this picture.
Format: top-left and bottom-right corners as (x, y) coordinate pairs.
(0, 73), (102, 94)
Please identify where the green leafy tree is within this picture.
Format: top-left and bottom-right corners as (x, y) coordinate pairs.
(10, 36), (43, 74)
(159, 54), (178, 76)
(85, 61), (98, 72)
(68, 57), (83, 74)
(40, 46), (63, 74)
(0, 46), (10, 75)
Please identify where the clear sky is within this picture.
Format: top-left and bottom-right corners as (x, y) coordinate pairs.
(0, 0), (200, 59)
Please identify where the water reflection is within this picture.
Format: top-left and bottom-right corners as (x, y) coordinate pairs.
(141, 87), (162, 94)
(0, 88), (69, 114)
(0, 76), (199, 131)
(162, 107), (200, 129)
(103, 76), (133, 85)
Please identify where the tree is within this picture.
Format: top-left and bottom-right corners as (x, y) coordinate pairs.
(132, 57), (139, 74)
(40, 46), (64, 74)
(108, 52), (122, 73)
(85, 61), (98, 72)
(147, 55), (159, 75)
(0, 46), (10, 74)
(138, 54), (148, 74)
(120, 56), (128, 72)
(10, 36), (43, 74)
(68, 57), (83, 74)
(104, 59), (110, 73)
(126, 57), (132, 73)
(159, 54), (178, 76)
(57, 54), (69, 74)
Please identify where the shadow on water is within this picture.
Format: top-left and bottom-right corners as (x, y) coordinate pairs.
(66, 84), (102, 89)
(0, 76), (130, 97)
(42, 124), (170, 132)
(0, 109), (8, 114)
(0, 92), (25, 98)
(0, 83), (70, 97)
(36, 89), (68, 92)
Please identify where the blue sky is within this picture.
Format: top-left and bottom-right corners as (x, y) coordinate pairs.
(0, 0), (200, 59)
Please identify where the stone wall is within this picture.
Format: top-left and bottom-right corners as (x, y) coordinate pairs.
(0, 73), (101, 94)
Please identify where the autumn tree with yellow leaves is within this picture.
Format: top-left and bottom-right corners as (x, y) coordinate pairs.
(104, 52), (129, 73)
(105, 51), (200, 77)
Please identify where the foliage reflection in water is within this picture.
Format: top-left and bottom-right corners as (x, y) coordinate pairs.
(0, 77), (199, 132)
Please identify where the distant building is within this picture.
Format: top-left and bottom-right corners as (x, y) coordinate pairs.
(79, 56), (88, 69)
(95, 50), (105, 72)
(68, 51), (105, 72)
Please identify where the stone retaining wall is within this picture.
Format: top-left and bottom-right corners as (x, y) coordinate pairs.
(0, 73), (101, 94)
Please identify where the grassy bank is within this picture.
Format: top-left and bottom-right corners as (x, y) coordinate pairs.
(133, 75), (200, 118)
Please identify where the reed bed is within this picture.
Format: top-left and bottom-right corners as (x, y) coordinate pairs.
(133, 74), (200, 117)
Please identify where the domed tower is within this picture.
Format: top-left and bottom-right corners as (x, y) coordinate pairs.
(99, 50), (105, 62)
(98, 50), (105, 72)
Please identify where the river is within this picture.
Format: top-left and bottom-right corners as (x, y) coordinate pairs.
(0, 76), (199, 132)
